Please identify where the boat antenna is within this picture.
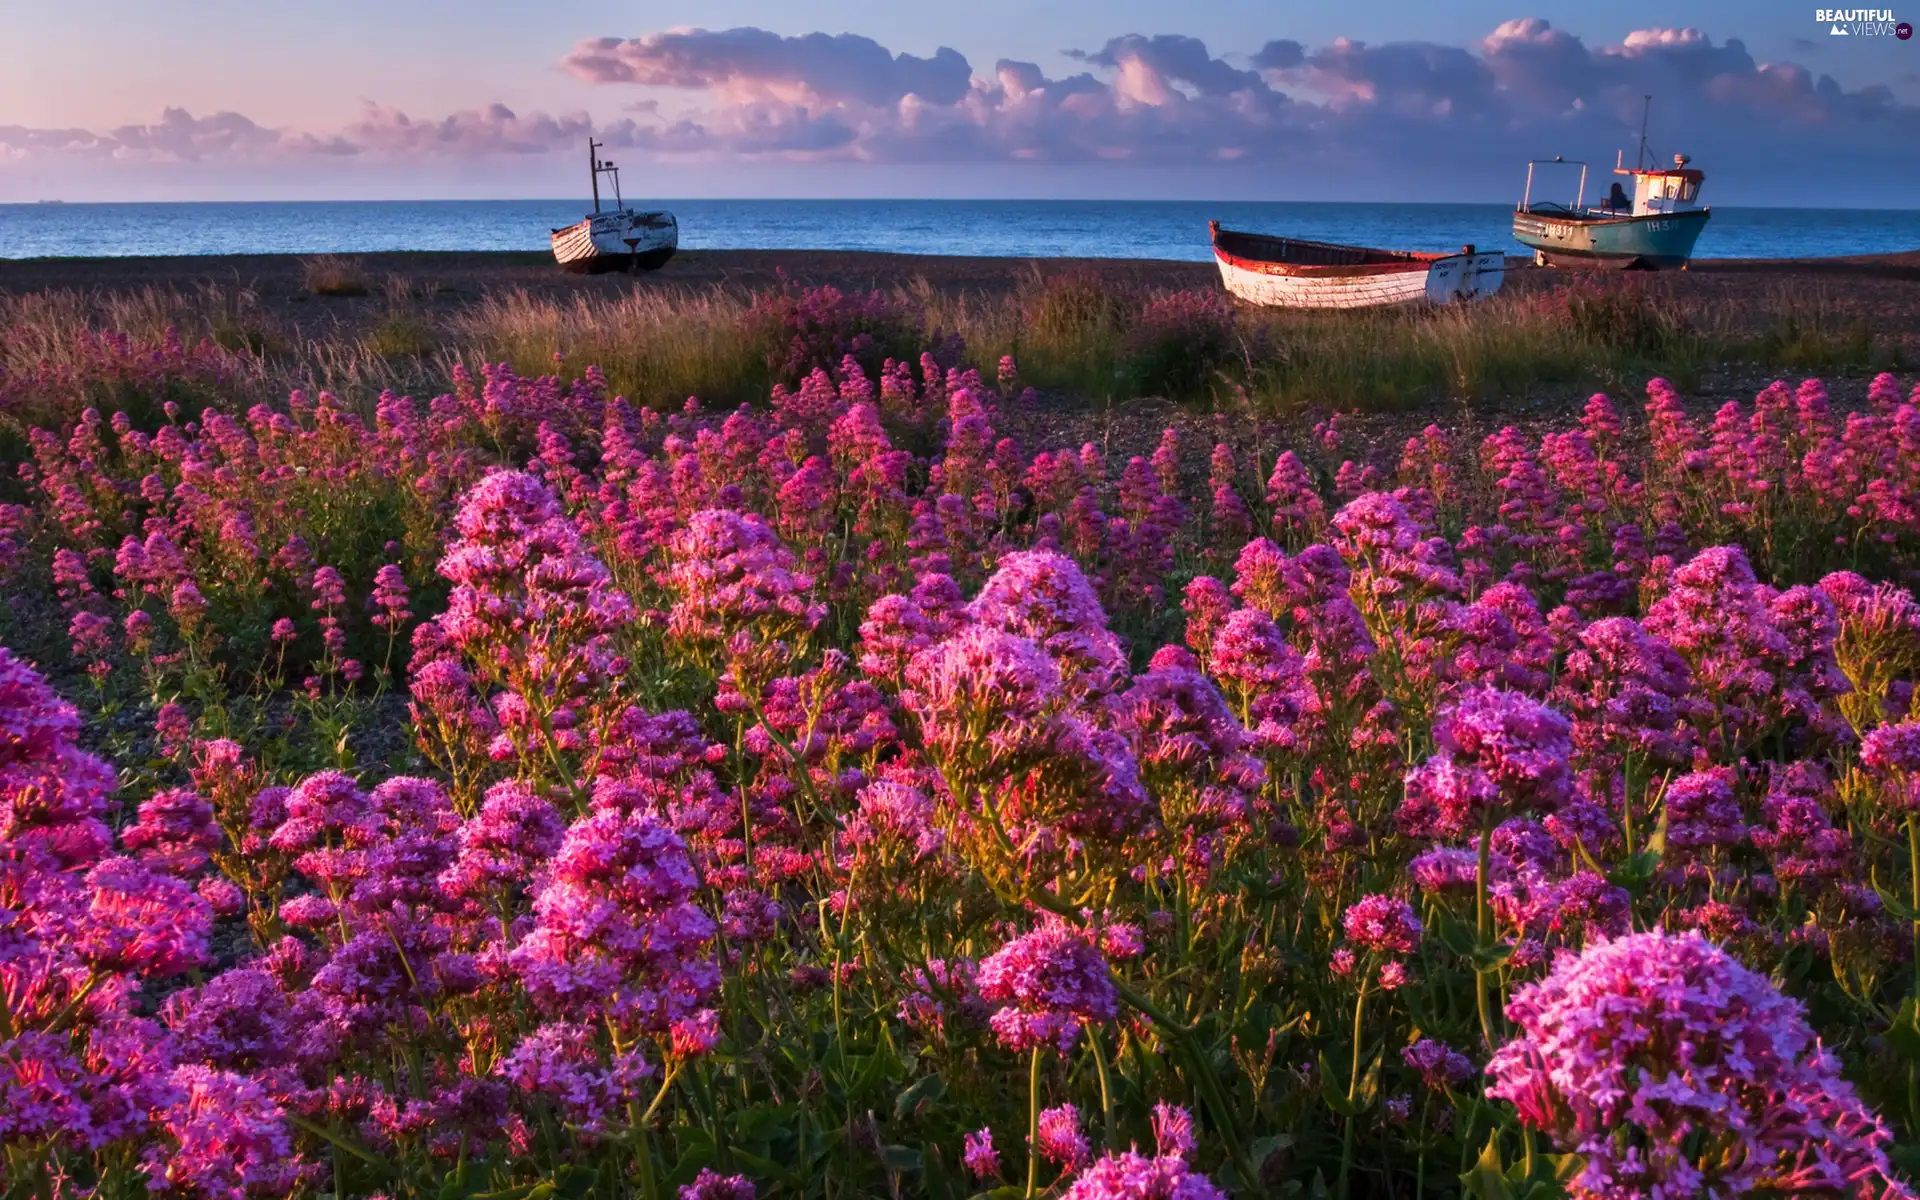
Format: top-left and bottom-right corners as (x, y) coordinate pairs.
(1636, 95), (1651, 172)
(589, 138), (602, 214)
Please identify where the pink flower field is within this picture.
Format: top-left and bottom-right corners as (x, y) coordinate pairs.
(8, 307), (1920, 1198)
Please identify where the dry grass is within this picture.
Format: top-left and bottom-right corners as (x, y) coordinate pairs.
(1, 273), (1898, 432)
(301, 255), (371, 297)
(365, 314), (438, 360)
(445, 287), (774, 406)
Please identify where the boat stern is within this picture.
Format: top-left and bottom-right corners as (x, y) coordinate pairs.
(1424, 248), (1506, 303)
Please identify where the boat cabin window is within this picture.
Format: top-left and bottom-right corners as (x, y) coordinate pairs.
(1635, 174), (1699, 210)
(1650, 176), (1696, 202)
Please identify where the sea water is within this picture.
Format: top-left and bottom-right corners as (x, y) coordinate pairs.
(3, 198), (1917, 262)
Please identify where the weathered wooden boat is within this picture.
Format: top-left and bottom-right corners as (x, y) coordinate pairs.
(1209, 222), (1506, 310)
(1513, 100), (1710, 270)
(551, 139), (678, 274)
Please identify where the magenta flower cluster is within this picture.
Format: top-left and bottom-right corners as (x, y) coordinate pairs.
(1488, 930), (1911, 1198)
(10, 328), (1920, 1199)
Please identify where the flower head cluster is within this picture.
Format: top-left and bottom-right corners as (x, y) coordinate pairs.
(1057, 1150), (1227, 1200)
(1862, 720), (1920, 810)
(511, 809), (719, 1034)
(663, 508), (824, 663)
(0, 647), (115, 865)
(436, 471), (633, 775)
(964, 1127), (1001, 1178)
(1488, 930), (1910, 1199)
(977, 923), (1119, 1056)
(1428, 687), (1574, 817)
(970, 550), (1128, 697)
(906, 617), (1058, 736)
(1402, 1038), (1474, 1090)
(1341, 894), (1423, 960)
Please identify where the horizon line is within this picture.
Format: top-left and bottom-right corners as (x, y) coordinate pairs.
(8, 197), (1920, 214)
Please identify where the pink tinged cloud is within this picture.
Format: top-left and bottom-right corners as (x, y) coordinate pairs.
(0, 102), (592, 163)
(557, 20), (1914, 182)
(3, 18), (1915, 195)
(561, 28), (973, 107)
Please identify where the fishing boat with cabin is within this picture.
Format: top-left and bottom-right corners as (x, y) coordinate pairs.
(1208, 222), (1506, 310)
(550, 139), (678, 274)
(1512, 97), (1710, 270)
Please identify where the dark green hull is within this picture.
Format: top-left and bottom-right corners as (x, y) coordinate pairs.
(1512, 207), (1710, 269)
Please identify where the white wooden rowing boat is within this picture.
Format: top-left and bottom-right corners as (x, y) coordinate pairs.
(552, 210), (679, 274)
(551, 139), (679, 274)
(1208, 222), (1504, 310)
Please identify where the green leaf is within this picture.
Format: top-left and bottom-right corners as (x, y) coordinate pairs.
(1430, 910), (1478, 957)
(1874, 877), (1920, 923)
(1354, 1048), (1383, 1110)
(551, 1164), (601, 1200)
(1459, 1133), (1514, 1200)
(1888, 997), (1920, 1062)
(923, 1144), (957, 1200)
(881, 1144), (922, 1173)
(1469, 940), (1516, 971)
(1251, 1134), (1294, 1181)
(728, 1149), (800, 1188)
(466, 1181), (556, 1200)
(851, 1047), (900, 1095)
(663, 1143), (716, 1189)
(1317, 1050), (1360, 1117)
(894, 1073), (947, 1122)
(1642, 801), (1669, 860)
(436, 1163), (476, 1200)
(729, 1102), (792, 1146)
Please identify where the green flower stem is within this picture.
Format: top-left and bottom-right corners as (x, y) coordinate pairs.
(1026, 1046), (1043, 1200)
(1475, 817), (1499, 1054)
(1909, 813), (1920, 999)
(1092, 1030), (1117, 1150)
(1336, 979), (1368, 1200)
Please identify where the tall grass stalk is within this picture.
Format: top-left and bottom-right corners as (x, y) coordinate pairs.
(447, 287), (773, 406)
(2, 273), (1895, 430)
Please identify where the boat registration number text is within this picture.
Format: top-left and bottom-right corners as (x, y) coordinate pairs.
(1520, 218), (1678, 237)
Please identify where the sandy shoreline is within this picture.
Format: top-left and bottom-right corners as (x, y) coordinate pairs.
(6, 248), (1920, 345)
(8, 248), (1920, 376)
(0, 249), (1219, 300)
(4, 246), (1919, 296)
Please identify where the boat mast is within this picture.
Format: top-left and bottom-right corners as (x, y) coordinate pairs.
(1636, 95), (1651, 172)
(589, 138), (602, 214)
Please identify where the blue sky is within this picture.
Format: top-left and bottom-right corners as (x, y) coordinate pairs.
(3, 0), (1917, 203)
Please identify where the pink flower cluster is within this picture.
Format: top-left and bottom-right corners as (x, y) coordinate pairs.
(9, 333), (1920, 1198)
(1488, 931), (1912, 1199)
(977, 922), (1120, 1056)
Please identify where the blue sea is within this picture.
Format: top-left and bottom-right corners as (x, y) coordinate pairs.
(3, 199), (1918, 262)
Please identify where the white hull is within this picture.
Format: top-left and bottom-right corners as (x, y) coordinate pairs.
(1421, 252), (1507, 303)
(551, 209), (679, 273)
(1213, 250), (1506, 310)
